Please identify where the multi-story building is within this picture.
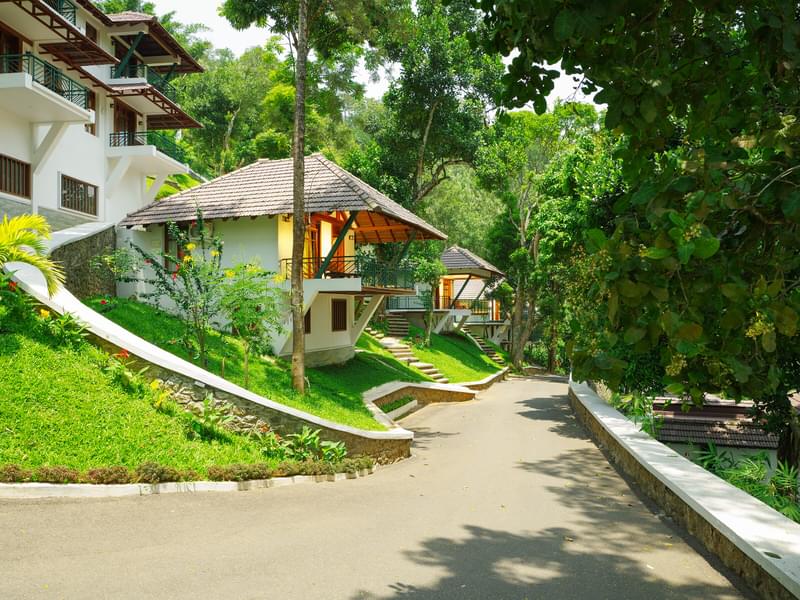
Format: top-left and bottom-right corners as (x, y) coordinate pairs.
(0, 2), (200, 229)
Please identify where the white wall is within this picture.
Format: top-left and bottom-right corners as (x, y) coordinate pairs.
(215, 217), (280, 272)
(304, 293), (354, 352)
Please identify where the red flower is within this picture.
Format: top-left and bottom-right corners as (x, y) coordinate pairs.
(114, 349), (130, 359)
(100, 299), (108, 305)
(144, 259), (152, 266)
(8, 281), (17, 291)
(172, 273), (178, 281)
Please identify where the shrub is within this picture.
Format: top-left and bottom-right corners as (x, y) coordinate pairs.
(85, 466), (133, 484)
(296, 460), (335, 476)
(0, 464), (32, 483)
(339, 457), (374, 474)
(36, 465), (80, 483)
(134, 462), (183, 484)
(251, 430), (288, 460)
(185, 396), (234, 442)
(207, 463), (272, 481)
(285, 426), (321, 461)
(38, 312), (87, 349)
(272, 460), (302, 477)
(320, 440), (347, 463)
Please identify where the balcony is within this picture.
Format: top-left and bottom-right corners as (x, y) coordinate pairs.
(387, 296), (494, 319)
(107, 131), (189, 176)
(0, 53), (92, 122)
(280, 256), (416, 292)
(110, 64), (178, 103)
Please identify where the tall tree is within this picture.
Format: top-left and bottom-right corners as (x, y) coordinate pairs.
(346, 0), (504, 207)
(474, 0), (800, 463)
(221, 0), (409, 392)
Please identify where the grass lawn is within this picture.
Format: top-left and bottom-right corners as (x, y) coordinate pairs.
(405, 325), (501, 383)
(88, 298), (431, 431)
(0, 327), (267, 473)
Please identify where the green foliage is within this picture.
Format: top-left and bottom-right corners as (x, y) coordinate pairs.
(285, 426), (321, 461)
(474, 0), (800, 464)
(0, 214), (64, 296)
(380, 395), (415, 414)
(220, 263), (287, 388)
(37, 311), (87, 349)
(693, 444), (800, 523)
(406, 326), (500, 382)
(611, 393), (663, 438)
(320, 440), (348, 463)
(185, 396), (235, 442)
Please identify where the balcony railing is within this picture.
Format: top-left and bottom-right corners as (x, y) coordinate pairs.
(43, 0), (77, 25)
(109, 131), (187, 164)
(280, 256), (416, 290)
(0, 53), (89, 109)
(110, 64), (178, 102)
(387, 296), (492, 315)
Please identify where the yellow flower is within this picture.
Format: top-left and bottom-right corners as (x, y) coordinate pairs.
(210, 250), (220, 257)
(149, 379), (161, 391)
(185, 242), (196, 251)
(225, 269), (235, 279)
(39, 308), (50, 319)
(182, 255), (193, 263)
(272, 273), (286, 284)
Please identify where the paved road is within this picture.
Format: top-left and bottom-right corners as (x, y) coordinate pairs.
(0, 376), (751, 599)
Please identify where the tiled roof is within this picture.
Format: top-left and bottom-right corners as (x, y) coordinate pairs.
(119, 154), (447, 242)
(441, 246), (504, 277)
(653, 398), (778, 449)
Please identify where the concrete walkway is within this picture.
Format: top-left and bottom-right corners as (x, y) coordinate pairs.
(0, 377), (752, 599)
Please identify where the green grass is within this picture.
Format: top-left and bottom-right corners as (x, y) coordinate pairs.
(0, 326), (267, 472)
(405, 325), (501, 383)
(89, 298), (431, 431)
(380, 395), (415, 414)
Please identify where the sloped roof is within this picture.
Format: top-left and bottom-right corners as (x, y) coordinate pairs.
(119, 154), (447, 243)
(105, 11), (203, 74)
(441, 246), (504, 278)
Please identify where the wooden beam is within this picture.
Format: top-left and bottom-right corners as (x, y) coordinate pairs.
(315, 211), (358, 278)
(115, 31), (144, 77)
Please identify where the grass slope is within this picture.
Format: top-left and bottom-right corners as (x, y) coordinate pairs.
(0, 328), (266, 471)
(89, 298), (430, 431)
(406, 325), (501, 383)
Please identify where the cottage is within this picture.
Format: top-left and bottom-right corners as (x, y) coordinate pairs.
(118, 153), (446, 366)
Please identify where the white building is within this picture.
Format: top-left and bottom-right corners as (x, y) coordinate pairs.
(0, 2), (199, 228)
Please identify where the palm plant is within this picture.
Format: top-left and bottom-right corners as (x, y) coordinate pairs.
(0, 214), (64, 296)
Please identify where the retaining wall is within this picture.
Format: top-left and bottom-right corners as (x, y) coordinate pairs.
(569, 379), (800, 600)
(49, 224), (115, 299)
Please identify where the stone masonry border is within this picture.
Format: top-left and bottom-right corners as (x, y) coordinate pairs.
(460, 367), (509, 391)
(569, 379), (800, 600)
(0, 467), (376, 500)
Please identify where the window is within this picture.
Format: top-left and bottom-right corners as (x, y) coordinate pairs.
(60, 174), (98, 216)
(0, 154), (31, 199)
(331, 299), (347, 332)
(304, 309), (312, 334)
(85, 23), (97, 42)
(84, 91), (96, 135)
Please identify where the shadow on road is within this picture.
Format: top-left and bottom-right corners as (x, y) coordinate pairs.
(352, 523), (747, 599)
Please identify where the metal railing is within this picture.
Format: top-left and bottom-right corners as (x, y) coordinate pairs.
(43, 0), (77, 25)
(280, 256), (416, 289)
(386, 296), (491, 315)
(386, 296), (426, 310)
(0, 53), (89, 109)
(109, 131), (187, 163)
(109, 64), (178, 103)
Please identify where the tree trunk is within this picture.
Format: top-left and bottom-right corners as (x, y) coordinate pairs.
(243, 344), (250, 389)
(547, 319), (557, 373)
(778, 411), (800, 468)
(510, 288), (526, 369)
(290, 0), (308, 394)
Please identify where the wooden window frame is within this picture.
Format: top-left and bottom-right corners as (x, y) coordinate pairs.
(0, 153), (31, 199)
(60, 174), (98, 216)
(304, 308), (311, 334)
(331, 298), (348, 332)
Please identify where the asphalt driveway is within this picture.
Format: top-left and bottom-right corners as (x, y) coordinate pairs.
(0, 376), (752, 599)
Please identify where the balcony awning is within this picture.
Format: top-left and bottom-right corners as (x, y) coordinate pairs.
(107, 84), (201, 129)
(119, 154), (448, 243)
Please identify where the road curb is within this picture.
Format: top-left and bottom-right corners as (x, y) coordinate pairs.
(0, 467), (375, 500)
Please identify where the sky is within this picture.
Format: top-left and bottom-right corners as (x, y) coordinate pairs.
(153, 0), (595, 106)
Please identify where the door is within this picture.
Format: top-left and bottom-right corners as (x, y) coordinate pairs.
(0, 30), (22, 73)
(113, 102), (137, 144)
(303, 224), (320, 278)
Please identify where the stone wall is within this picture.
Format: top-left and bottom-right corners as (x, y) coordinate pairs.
(89, 334), (411, 463)
(569, 387), (794, 600)
(50, 225), (115, 299)
(462, 368), (509, 391)
(370, 384), (475, 410)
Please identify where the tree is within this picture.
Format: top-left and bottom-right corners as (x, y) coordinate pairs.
(345, 0), (504, 207)
(414, 254), (448, 346)
(0, 215), (64, 296)
(222, 0), (409, 393)
(220, 264), (287, 388)
(476, 104), (599, 368)
(474, 1), (800, 464)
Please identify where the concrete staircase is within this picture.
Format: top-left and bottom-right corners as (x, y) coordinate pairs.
(386, 314), (410, 338)
(471, 334), (506, 365)
(365, 327), (450, 384)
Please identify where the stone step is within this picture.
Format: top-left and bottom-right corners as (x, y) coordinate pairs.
(433, 377), (450, 384)
(409, 362), (434, 369)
